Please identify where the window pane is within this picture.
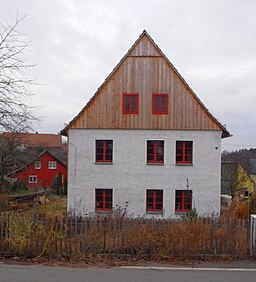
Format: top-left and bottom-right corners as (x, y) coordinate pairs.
(154, 96), (160, 111)
(147, 190), (154, 197)
(105, 202), (112, 209)
(161, 96), (166, 111)
(125, 96), (130, 111)
(131, 96), (136, 112)
(157, 155), (163, 162)
(97, 154), (103, 160)
(96, 202), (103, 209)
(156, 190), (163, 197)
(105, 154), (112, 161)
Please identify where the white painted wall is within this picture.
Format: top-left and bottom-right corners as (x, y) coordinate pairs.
(68, 129), (222, 218)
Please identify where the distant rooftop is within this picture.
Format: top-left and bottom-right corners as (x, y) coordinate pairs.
(1, 132), (62, 148)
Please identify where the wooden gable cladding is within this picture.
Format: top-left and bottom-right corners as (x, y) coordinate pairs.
(65, 31), (230, 138)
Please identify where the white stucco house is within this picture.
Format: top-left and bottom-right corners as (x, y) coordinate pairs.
(62, 30), (230, 217)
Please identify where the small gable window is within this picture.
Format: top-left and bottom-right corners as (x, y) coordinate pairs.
(152, 94), (168, 114)
(34, 161), (41, 169)
(95, 140), (113, 163)
(122, 93), (139, 114)
(48, 161), (57, 169)
(29, 175), (37, 183)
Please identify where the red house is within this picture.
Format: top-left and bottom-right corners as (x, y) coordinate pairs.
(9, 150), (67, 189)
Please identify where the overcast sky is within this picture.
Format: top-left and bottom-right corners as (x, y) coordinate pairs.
(1, 0), (256, 151)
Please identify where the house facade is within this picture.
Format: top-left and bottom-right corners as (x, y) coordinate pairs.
(9, 150), (67, 189)
(63, 31), (230, 217)
(221, 161), (256, 198)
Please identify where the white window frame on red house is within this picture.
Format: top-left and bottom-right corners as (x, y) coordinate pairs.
(48, 161), (57, 169)
(29, 175), (37, 183)
(34, 161), (41, 169)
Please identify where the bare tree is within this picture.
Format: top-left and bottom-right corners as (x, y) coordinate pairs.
(0, 15), (38, 133)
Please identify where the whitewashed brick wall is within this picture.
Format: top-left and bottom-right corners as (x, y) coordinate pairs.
(68, 129), (222, 218)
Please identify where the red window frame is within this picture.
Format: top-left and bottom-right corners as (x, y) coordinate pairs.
(176, 141), (193, 164)
(146, 189), (163, 212)
(95, 189), (113, 211)
(175, 190), (192, 212)
(147, 140), (164, 164)
(122, 93), (139, 114)
(152, 94), (168, 114)
(95, 140), (113, 163)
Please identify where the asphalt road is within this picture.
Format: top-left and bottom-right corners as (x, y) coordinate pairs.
(0, 261), (256, 282)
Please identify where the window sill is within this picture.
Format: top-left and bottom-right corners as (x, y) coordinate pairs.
(176, 163), (193, 166)
(146, 211), (163, 214)
(95, 210), (113, 213)
(94, 162), (113, 165)
(175, 211), (191, 215)
(146, 163), (164, 166)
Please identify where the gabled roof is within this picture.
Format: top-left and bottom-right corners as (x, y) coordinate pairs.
(8, 150), (67, 176)
(61, 30), (230, 138)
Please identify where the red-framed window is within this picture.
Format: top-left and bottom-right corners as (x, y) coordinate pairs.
(122, 93), (139, 114)
(152, 94), (168, 114)
(147, 140), (164, 163)
(175, 190), (192, 212)
(95, 140), (113, 163)
(176, 141), (193, 164)
(146, 189), (163, 212)
(95, 189), (113, 211)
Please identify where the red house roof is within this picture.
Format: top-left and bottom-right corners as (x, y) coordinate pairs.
(1, 132), (62, 148)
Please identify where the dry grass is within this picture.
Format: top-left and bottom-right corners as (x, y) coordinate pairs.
(0, 200), (251, 259)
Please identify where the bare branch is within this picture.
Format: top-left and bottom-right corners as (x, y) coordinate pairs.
(0, 15), (39, 133)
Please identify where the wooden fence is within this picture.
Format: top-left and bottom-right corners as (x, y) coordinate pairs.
(0, 213), (250, 258)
